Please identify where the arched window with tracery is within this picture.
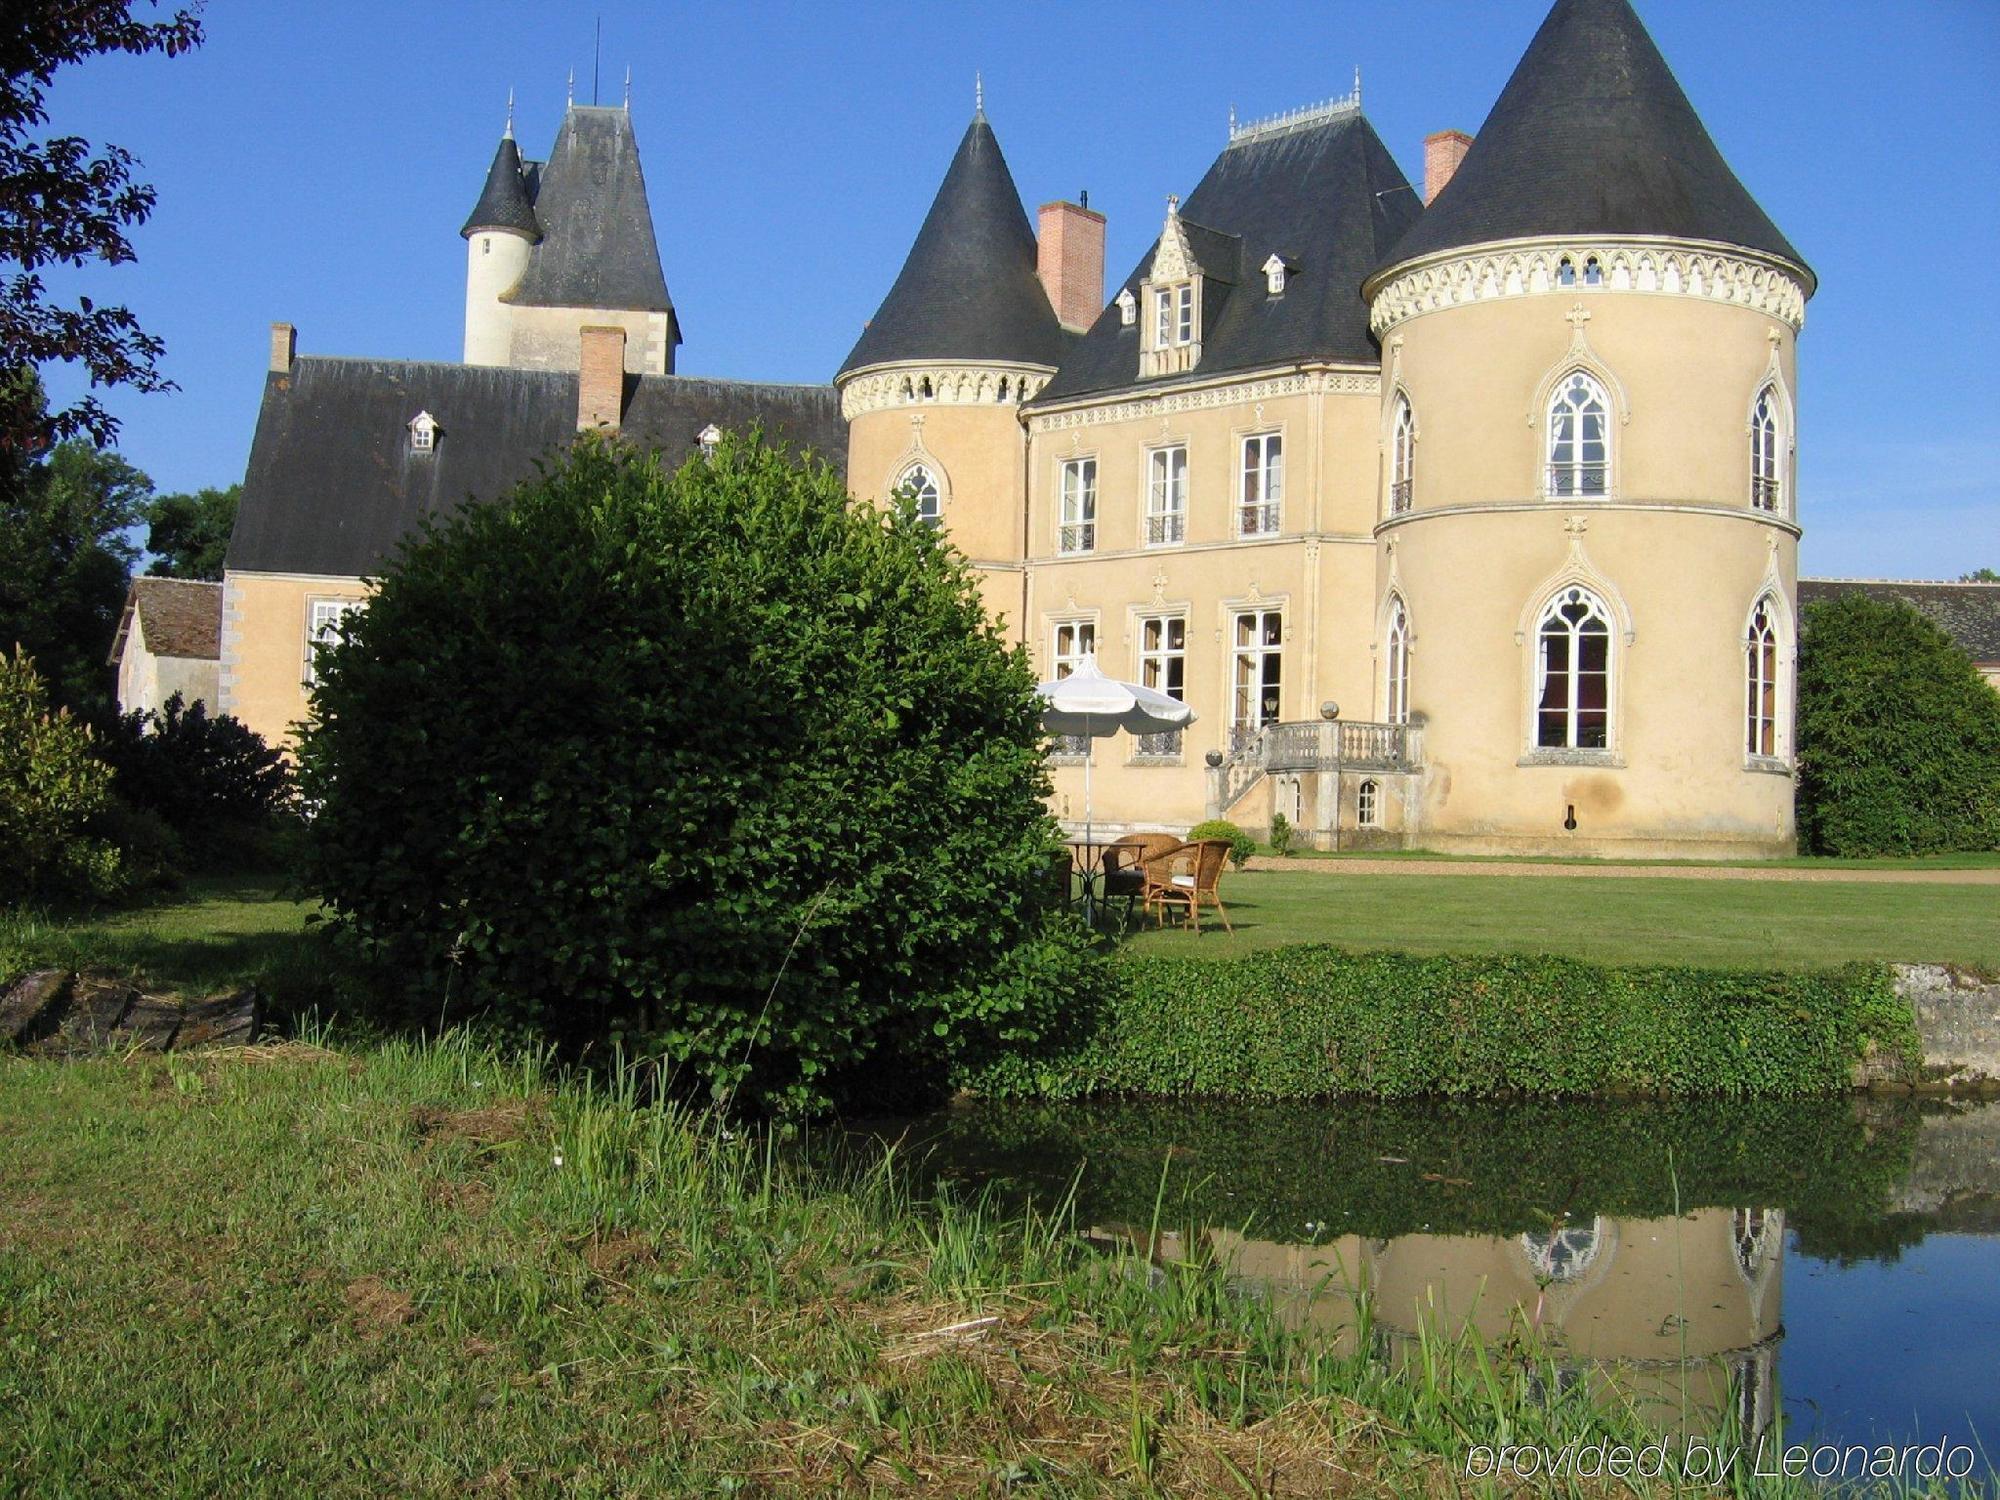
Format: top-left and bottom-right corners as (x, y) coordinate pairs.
(1547, 372), (1609, 497)
(1520, 1218), (1604, 1284)
(1384, 595), (1410, 725)
(897, 464), (941, 527)
(1389, 394), (1415, 514)
(1535, 586), (1612, 749)
(1745, 596), (1781, 758)
(1750, 385), (1782, 512)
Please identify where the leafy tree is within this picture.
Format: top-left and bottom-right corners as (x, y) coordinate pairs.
(96, 690), (290, 841)
(0, 430), (150, 714)
(299, 434), (1098, 1113)
(2, 1), (203, 450)
(1795, 594), (2000, 855)
(142, 481), (236, 579)
(1961, 568), (1999, 584)
(0, 646), (121, 904)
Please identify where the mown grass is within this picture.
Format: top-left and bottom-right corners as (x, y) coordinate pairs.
(0, 1032), (1962, 1497)
(1268, 848), (2000, 871)
(1120, 869), (2000, 970)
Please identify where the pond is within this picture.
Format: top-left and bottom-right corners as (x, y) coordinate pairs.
(862, 1095), (2000, 1464)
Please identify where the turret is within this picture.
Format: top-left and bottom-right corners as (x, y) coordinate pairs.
(461, 108), (539, 366)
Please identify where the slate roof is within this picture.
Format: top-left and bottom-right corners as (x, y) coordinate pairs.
(107, 577), (223, 667)
(838, 115), (1067, 377)
(1798, 580), (2000, 664)
(1376, 0), (1807, 282)
(505, 107), (677, 323)
(1032, 108), (1418, 407)
(226, 357), (846, 579)
(461, 135), (540, 239)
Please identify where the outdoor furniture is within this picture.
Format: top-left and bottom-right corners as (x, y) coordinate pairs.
(1101, 833), (1183, 922)
(1064, 837), (1125, 925)
(1142, 838), (1234, 934)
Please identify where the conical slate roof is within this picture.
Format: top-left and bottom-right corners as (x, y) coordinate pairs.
(461, 135), (540, 239)
(1376, 0), (1808, 283)
(506, 106), (675, 318)
(839, 115), (1066, 377)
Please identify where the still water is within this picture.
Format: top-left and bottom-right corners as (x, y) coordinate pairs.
(871, 1096), (2000, 1459)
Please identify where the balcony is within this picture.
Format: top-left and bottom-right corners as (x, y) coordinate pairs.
(1208, 717), (1421, 816)
(1751, 476), (1781, 512)
(1389, 478), (1412, 514)
(1058, 522), (1096, 554)
(1546, 465), (1608, 499)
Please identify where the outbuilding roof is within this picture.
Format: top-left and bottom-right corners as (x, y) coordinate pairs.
(1798, 580), (2000, 664)
(108, 577), (222, 667)
(1375, 0), (1807, 284)
(226, 357), (846, 579)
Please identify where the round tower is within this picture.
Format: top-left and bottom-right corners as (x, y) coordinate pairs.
(834, 99), (1070, 635)
(461, 114), (540, 367)
(1359, 0), (1814, 858)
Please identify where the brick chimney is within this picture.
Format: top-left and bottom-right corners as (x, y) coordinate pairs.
(269, 322), (295, 374)
(577, 325), (627, 432)
(1038, 198), (1106, 334)
(1423, 130), (1473, 205)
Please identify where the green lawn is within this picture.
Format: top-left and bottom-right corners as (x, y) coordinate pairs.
(1270, 846), (2000, 871)
(1121, 867), (2000, 971)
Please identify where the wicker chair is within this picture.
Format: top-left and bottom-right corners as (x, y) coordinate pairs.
(1101, 833), (1185, 922)
(1142, 838), (1234, 934)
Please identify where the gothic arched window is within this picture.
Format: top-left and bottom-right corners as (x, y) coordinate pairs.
(1390, 394), (1415, 514)
(1751, 385), (1782, 512)
(1535, 586), (1612, 749)
(1384, 595), (1411, 725)
(1745, 596), (1781, 758)
(1547, 372), (1610, 497)
(897, 464), (941, 526)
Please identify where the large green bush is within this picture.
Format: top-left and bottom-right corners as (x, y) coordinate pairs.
(1796, 594), (2000, 855)
(961, 946), (1915, 1101)
(94, 691), (292, 860)
(0, 648), (121, 904)
(298, 434), (1099, 1112)
(1186, 819), (1256, 869)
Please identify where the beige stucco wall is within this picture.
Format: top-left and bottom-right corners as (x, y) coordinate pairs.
(219, 570), (371, 750)
(463, 231), (534, 366)
(1374, 272), (1803, 856)
(114, 614), (220, 718)
(505, 303), (673, 375)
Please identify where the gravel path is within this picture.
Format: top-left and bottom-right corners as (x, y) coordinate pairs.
(1241, 856), (2000, 885)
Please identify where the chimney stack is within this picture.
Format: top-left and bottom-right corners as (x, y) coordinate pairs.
(269, 322), (296, 374)
(1423, 130), (1473, 205)
(577, 326), (627, 432)
(1037, 199), (1107, 334)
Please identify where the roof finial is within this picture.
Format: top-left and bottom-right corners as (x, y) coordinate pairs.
(974, 70), (984, 119)
(1354, 65), (1362, 107)
(566, 67), (574, 107)
(503, 87), (514, 140)
(1166, 193), (1179, 217)
(623, 65), (631, 110)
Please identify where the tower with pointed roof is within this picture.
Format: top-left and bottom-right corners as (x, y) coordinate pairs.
(462, 100), (681, 375)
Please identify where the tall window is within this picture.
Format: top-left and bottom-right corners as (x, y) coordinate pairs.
(1745, 597), (1780, 758)
(1534, 586), (1611, 750)
(1153, 283), (1193, 347)
(1384, 595), (1410, 725)
(1146, 444), (1187, 545)
(1058, 457), (1097, 554)
(1239, 432), (1282, 536)
(1547, 372), (1609, 497)
(1136, 614), (1186, 758)
(1750, 386), (1781, 512)
(305, 597), (361, 688)
(898, 463), (941, 526)
(1231, 608), (1283, 749)
(1051, 620), (1095, 756)
(1357, 778), (1380, 827)
(1390, 395), (1415, 513)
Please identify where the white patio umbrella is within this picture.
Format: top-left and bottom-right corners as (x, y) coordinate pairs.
(1036, 653), (1197, 847)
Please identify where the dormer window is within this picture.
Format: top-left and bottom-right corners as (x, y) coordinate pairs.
(1116, 288), (1136, 326)
(1263, 254), (1289, 296)
(1138, 196), (1208, 378)
(1154, 283), (1193, 347)
(408, 411), (439, 453)
(697, 422), (722, 460)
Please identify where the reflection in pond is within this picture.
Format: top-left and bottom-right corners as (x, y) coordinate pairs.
(853, 1095), (2000, 1456)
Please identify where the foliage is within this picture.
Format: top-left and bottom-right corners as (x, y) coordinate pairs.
(141, 482), (237, 579)
(299, 434), (1096, 1113)
(0, 646), (120, 903)
(1267, 810), (1294, 857)
(960, 946), (1917, 1102)
(94, 691), (292, 856)
(0, 430), (150, 715)
(1186, 819), (1255, 870)
(1961, 568), (1999, 583)
(1796, 594), (2000, 856)
(0, 1), (204, 450)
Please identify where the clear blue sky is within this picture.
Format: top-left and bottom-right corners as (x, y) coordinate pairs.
(35, 0), (2000, 579)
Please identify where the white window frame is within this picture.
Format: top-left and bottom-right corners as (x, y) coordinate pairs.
(1546, 371), (1611, 499)
(1389, 394), (1415, 514)
(1238, 431), (1282, 537)
(1533, 585), (1613, 751)
(897, 462), (941, 526)
(1745, 594), (1785, 763)
(1134, 613), (1187, 760)
(1384, 594), (1411, 725)
(1049, 618), (1097, 757)
(1229, 607), (1284, 750)
(1357, 778), (1380, 827)
(1145, 443), (1187, 547)
(1750, 385), (1782, 513)
(1058, 457), (1097, 555)
(304, 597), (361, 688)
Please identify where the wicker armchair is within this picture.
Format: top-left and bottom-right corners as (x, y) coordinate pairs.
(1142, 838), (1234, 934)
(1101, 833), (1184, 920)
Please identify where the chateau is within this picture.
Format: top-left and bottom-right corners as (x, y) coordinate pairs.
(211, 0), (1986, 858)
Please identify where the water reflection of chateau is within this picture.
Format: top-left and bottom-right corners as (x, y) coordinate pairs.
(1120, 1208), (1784, 1439)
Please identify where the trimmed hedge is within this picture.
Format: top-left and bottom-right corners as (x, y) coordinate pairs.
(963, 946), (1918, 1100)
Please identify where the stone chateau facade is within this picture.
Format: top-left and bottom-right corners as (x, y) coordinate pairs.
(210, 0), (1993, 858)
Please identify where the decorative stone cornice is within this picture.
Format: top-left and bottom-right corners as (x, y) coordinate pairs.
(1024, 368), (1379, 435)
(838, 361), (1054, 421)
(1366, 237), (1810, 339)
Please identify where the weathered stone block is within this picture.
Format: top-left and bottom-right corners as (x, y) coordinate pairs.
(1894, 963), (2000, 1093)
(66, 974), (136, 1039)
(174, 990), (258, 1049)
(0, 970), (71, 1045)
(120, 995), (184, 1051)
